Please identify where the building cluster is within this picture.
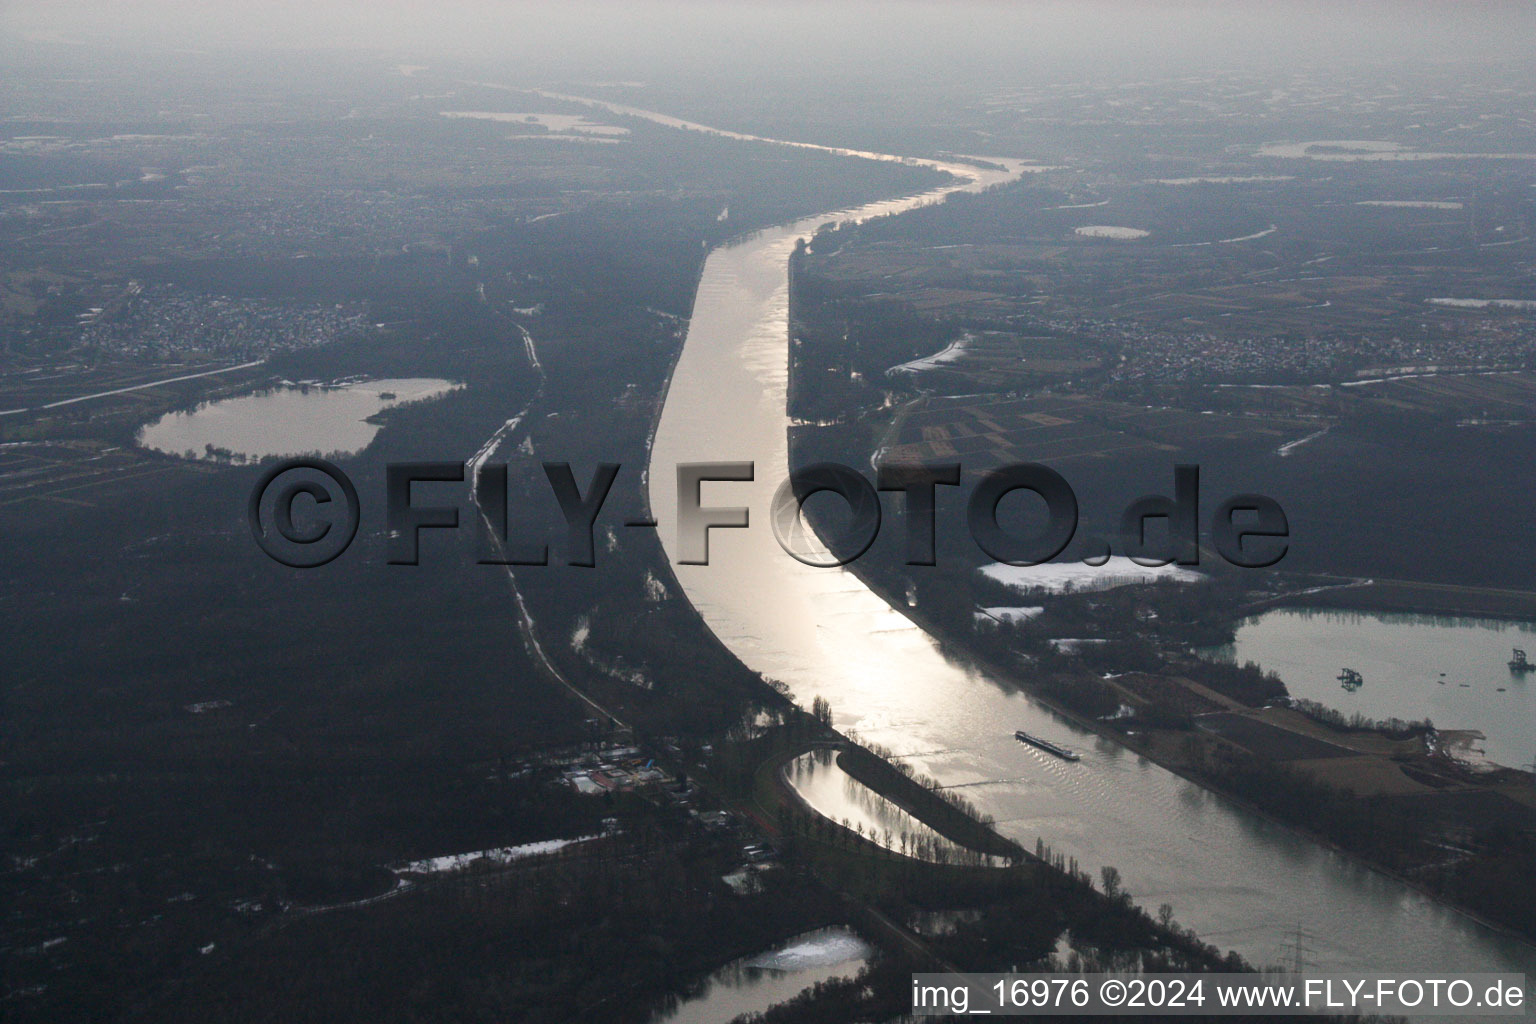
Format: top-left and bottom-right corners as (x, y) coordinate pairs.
(77, 282), (370, 361)
(181, 189), (550, 257)
(558, 745), (672, 796)
(1099, 319), (1536, 384)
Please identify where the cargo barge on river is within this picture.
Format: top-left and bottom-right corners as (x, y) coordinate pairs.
(1015, 730), (1081, 761)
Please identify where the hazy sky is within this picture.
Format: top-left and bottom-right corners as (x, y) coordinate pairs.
(4, 1), (1535, 85)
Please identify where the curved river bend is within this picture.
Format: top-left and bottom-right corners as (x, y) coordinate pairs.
(611, 100), (1536, 980)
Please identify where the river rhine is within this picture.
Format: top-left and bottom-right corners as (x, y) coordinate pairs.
(629, 105), (1536, 981)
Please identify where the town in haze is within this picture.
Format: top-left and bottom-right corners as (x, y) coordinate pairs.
(3, 3), (1536, 1021)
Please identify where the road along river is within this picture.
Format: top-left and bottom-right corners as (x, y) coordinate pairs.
(602, 97), (1536, 978)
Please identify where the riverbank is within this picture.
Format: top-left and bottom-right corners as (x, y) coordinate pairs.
(831, 744), (1023, 860)
(643, 83), (1536, 976)
(1269, 577), (1536, 623)
(842, 558), (1536, 949)
(779, 208), (1536, 949)
(725, 726), (1248, 977)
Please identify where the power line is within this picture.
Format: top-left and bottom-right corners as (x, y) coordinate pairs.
(1283, 922), (1313, 974)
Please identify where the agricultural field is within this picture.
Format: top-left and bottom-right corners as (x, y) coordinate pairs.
(0, 438), (204, 509)
(877, 393), (1313, 472)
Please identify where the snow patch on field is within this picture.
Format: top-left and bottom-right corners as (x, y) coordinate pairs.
(1427, 297), (1536, 310)
(1357, 200), (1463, 209)
(1219, 224), (1278, 243)
(889, 332), (972, 375)
(746, 930), (870, 971)
(980, 557), (1204, 594)
(1074, 225), (1148, 239)
(397, 835), (599, 874)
